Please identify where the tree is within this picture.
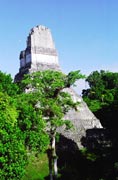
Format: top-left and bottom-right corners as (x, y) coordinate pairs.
(82, 70), (118, 128)
(82, 70), (118, 108)
(0, 71), (19, 96)
(0, 92), (27, 179)
(82, 70), (118, 180)
(19, 70), (85, 180)
(16, 93), (49, 153)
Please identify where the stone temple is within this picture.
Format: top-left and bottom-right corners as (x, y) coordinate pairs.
(15, 25), (60, 82)
(15, 25), (102, 148)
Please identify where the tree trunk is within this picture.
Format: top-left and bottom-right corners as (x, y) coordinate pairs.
(54, 157), (58, 177)
(47, 131), (58, 180)
(47, 148), (53, 180)
(52, 134), (58, 177)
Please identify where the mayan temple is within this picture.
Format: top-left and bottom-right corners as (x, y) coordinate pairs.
(15, 25), (102, 148)
(14, 25), (60, 81)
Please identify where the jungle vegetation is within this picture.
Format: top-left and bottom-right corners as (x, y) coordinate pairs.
(0, 69), (118, 180)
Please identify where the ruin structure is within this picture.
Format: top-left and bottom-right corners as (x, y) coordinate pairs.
(15, 25), (102, 148)
(15, 25), (60, 82)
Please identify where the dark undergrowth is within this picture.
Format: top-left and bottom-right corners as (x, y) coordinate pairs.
(22, 132), (118, 180)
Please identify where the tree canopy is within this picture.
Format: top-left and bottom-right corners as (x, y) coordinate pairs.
(82, 70), (118, 129)
(0, 92), (27, 179)
(0, 71), (19, 96)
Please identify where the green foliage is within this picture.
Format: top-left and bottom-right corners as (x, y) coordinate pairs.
(83, 70), (118, 104)
(114, 162), (118, 170)
(83, 97), (102, 112)
(20, 70), (84, 133)
(22, 153), (49, 180)
(0, 92), (27, 179)
(82, 69), (118, 129)
(0, 71), (19, 96)
(16, 93), (49, 153)
(66, 70), (86, 87)
(80, 148), (98, 162)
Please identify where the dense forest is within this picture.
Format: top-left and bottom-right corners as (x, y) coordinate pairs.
(0, 69), (118, 180)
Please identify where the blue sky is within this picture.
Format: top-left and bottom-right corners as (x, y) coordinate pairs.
(0, 0), (118, 93)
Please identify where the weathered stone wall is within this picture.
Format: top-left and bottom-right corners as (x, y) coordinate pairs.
(29, 26), (56, 50)
(58, 88), (102, 148)
(14, 25), (60, 82)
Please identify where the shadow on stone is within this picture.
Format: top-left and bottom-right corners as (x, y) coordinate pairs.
(56, 134), (104, 180)
(81, 128), (118, 180)
(45, 131), (118, 180)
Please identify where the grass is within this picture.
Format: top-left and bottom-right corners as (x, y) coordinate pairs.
(22, 153), (49, 180)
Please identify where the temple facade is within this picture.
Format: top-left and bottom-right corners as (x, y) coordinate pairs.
(15, 25), (60, 82)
